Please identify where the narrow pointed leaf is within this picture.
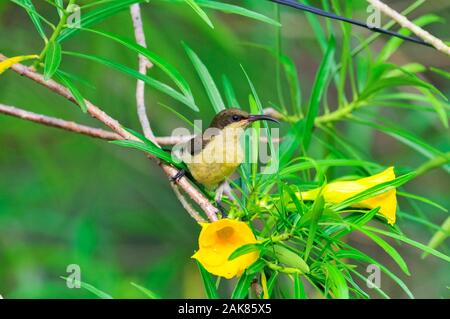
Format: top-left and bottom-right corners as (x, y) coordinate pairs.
(183, 43), (225, 113)
(54, 70), (88, 113)
(130, 282), (160, 299)
(44, 41), (62, 80)
(63, 51), (199, 111)
(81, 28), (193, 99)
(196, 0), (281, 27)
(12, 0), (47, 40)
(196, 261), (219, 299)
(303, 37), (335, 149)
(184, 0), (214, 28)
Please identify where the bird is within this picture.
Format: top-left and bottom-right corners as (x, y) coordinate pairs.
(172, 108), (279, 191)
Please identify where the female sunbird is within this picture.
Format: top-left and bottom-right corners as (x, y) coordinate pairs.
(173, 108), (279, 189)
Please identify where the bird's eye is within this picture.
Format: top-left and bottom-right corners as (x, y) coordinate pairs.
(232, 115), (240, 121)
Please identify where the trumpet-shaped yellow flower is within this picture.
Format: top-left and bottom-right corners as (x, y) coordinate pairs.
(298, 167), (397, 225)
(0, 55), (39, 74)
(192, 219), (259, 279)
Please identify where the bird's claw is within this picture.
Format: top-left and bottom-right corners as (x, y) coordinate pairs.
(171, 170), (186, 183)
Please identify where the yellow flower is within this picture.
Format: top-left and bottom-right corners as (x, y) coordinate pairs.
(0, 55), (39, 74)
(298, 167), (397, 225)
(192, 219), (259, 279)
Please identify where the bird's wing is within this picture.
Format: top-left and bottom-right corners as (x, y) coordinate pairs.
(187, 134), (213, 156)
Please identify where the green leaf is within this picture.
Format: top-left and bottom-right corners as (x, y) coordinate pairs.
(241, 65), (277, 178)
(60, 276), (113, 299)
(333, 207), (380, 239)
(125, 128), (186, 168)
(349, 223), (410, 275)
(278, 120), (304, 168)
(363, 226), (450, 263)
(229, 243), (262, 261)
(55, 0), (64, 17)
(196, 0), (281, 27)
(304, 195), (325, 261)
(249, 94), (260, 185)
(350, 117), (449, 173)
(423, 216), (450, 258)
(246, 259), (266, 275)
(279, 53), (302, 114)
(58, 0), (146, 42)
(293, 273), (306, 299)
(222, 75), (239, 107)
(231, 271), (254, 299)
(44, 41), (62, 80)
(81, 28), (193, 99)
(324, 263), (349, 299)
(11, 0), (54, 31)
(244, 43), (302, 114)
(335, 249), (414, 299)
(281, 159), (380, 176)
(398, 191), (447, 213)
(63, 51), (199, 111)
(267, 271), (278, 295)
(111, 138), (185, 170)
(157, 102), (196, 129)
(13, 0), (47, 41)
(284, 183), (304, 216)
(430, 67), (450, 80)
(420, 89), (448, 128)
(196, 261), (219, 299)
(54, 70), (88, 113)
(303, 37), (335, 149)
(130, 282), (160, 299)
(362, 76), (444, 102)
(184, 0), (214, 28)
(272, 244), (310, 274)
(302, 0), (327, 51)
(183, 43), (225, 113)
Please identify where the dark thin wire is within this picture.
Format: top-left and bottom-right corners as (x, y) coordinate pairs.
(269, 0), (432, 48)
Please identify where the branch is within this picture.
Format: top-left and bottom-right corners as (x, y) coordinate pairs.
(130, 3), (155, 142)
(367, 0), (450, 56)
(170, 183), (206, 223)
(129, 4), (210, 222)
(0, 105), (280, 147)
(0, 53), (219, 222)
(0, 103), (120, 140)
(415, 152), (450, 177)
(0, 103), (196, 144)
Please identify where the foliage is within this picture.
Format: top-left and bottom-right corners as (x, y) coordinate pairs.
(0, 0), (449, 299)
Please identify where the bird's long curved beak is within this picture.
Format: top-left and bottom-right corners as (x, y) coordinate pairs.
(248, 114), (280, 124)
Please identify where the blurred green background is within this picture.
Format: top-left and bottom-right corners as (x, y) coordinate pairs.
(0, 0), (449, 298)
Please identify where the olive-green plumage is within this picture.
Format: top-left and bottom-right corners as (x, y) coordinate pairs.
(181, 108), (278, 188)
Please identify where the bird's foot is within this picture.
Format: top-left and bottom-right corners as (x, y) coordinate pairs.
(171, 169), (186, 183)
(215, 199), (227, 217)
(214, 181), (238, 218)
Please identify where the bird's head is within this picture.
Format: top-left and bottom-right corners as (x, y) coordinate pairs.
(209, 108), (279, 130)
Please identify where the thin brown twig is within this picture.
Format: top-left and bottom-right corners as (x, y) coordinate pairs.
(0, 103), (282, 148)
(0, 53), (219, 222)
(0, 102), (196, 144)
(170, 183), (206, 223)
(0, 104), (281, 146)
(129, 4), (208, 222)
(0, 103), (120, 140)
(130, 3), (155, 143)
(367, 0), (450, 56)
